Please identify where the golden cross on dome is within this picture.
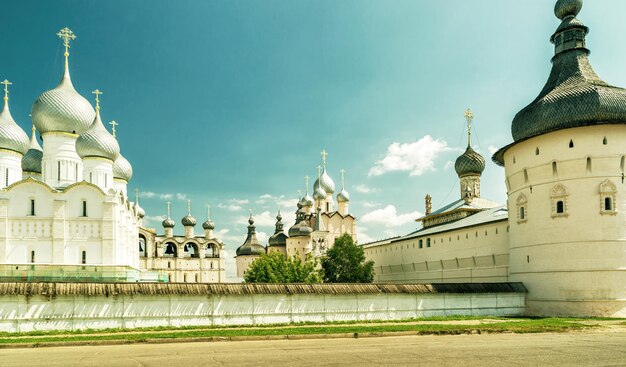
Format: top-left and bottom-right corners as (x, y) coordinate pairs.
(1, 79), (12, 107)
(57, 28), (76, 57)
(321, 149), (328, 168)
(109, 120), (118, 138)
(464, 108), (474, 146)
(31, 125), (36, 136)
(340, 169), (346, 189)
(92, 89), (102, 112)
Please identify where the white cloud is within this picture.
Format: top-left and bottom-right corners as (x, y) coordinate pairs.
(444, 161), (454, 170)
(143, 215), (165, 226)
(488, 145), (498, 155)
(356, 225), (375, 244)
(256, 231), (268, 244)
(355, 184), (378, 194)
(246, 211), (277, 227)
(230, 199), (249, 205)
(256, 194), (298, 209)
(361, 205), (422, 227)
(176, 193), (188, 201)
(369, 135), (451, 176)
(217, 203), (244, 212)
(362, 201), (380, 208)
(221, 248), (240, 282)
(136, 191), (179, 201)
(139, 191), (157, 199)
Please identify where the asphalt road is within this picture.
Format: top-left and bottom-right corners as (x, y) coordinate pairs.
(1, 331), (625, 366)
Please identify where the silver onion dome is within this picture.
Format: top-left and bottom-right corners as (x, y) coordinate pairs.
(22, 128), (43, 173)
(555, 0), (582, 20)
(202, 218), (215, 230)
(0, 106), (29, 156)
(76, 111), (120, 161)
(314, 168), (336, 195)
(301, 193), (314, 207)
(32, 70), (95, 135)
(182, 214), (197, 227)
(113, 153), (133, 182)
(313, 185), (327, 200)
(337, 189), (350, 203)
(162, 217), (175, 228)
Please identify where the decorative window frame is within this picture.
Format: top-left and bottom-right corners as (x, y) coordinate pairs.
(599, 179), (617, 216)
(550, 183), (569, 218)
(516, 193), (528, 224)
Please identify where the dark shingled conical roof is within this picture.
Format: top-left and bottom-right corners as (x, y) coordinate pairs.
(236, 215), (266, 256)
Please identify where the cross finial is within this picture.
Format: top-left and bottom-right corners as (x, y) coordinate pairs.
(464, 108), (474, 147)
(340, 169), (346, 189)
(1, 79), (12, 108)
(57, 28), (76, 75)
(321, 149), (328, 168)
(305, 175), (310, 194)
(317, 165), (322, 180)
(109, 120), (118, 138)
(31, 125), (36, 136)
(187, 199), (192, 215)
(92, 89), (103, 113)
(166, 201), (171, 219)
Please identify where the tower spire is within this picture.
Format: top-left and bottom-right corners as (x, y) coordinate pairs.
(340, 169), (346, 190)
(305, 175), (310, 194)
(57, 27), (76, 78)
(464, 108), (474, 147)
(321, 149), (328, 169)
(92, 89), (102, 114)
(109, 120), (118, 138)
(1, 79), (11, 110)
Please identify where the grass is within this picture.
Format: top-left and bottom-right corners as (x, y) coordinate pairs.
(0, 317), (602, 346)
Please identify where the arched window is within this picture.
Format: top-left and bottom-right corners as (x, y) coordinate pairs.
(603, 136), (608, 145)
(139, 235), (147, 257)
(516, 193), (528, 224)
(586, 157), (592, 174)
(600, 179), (617, 215)
(552, 162), (557, 177)
(184, 243), (199, 258)
(523, 169), (529, 184)
(569, 140), (574, 148)
(164, 242), (177, 257)
(551, 183), (569, 218)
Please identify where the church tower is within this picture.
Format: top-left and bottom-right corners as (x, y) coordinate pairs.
(0, 80), (29, 188)
(494, 0), (626, 317)
(455, 109), (485, 201)
(32, 28), (96, 189)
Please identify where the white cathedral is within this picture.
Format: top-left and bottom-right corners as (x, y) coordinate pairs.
(0, 28), (143, 281)
(235, 151), (357, 277)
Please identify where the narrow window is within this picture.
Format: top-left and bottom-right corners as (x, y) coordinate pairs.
(603, 137), (608, 145)
(210, 261), (214, 269)
(4, 168), (8, 187)
(586, 157), (592, 174)
(57, 161), (61, 181)
(418, 239), (423, 248)
(426, 238), (431, 248)
(81, 250), (87, 264)
(605, 197), (613, 211)
(523, 169), (529, 184)
(569, 140), (574, 148)
(167, 261), (171, 269)
(326, 202), (330, 212)
(89, 172), (93, 183)
(535, 147), (539, 155)
(75, 164), (78, 181)
(556, 201), (565, 214)
(552, 162), (557, 177)
(82, 200), (87, 217)
(183, 274), (187, 283)
(30, 199), (35, 216)
(105, 174), (108, 187)
(513, 157), (516, 164)
(621, 156), (625, 173)
(520, 207), (525, 220)
(195, 274), (198, 283)
(31, 250), (35, 263)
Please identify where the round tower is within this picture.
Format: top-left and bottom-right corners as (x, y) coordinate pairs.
(235, 214), (266, 278)
(493, 0), (626, 317)
(32, 28), (96, 189)
(0, 80), (29, 188)
(268, 211), (288, 255)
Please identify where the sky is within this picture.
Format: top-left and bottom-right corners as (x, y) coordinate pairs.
(2, 0), (626, 278)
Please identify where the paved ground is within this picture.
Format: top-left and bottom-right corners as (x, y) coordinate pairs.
(1, 331), (625, 366)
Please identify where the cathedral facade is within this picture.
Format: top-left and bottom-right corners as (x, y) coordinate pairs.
(0, 28), (143, 282)
(364, 0), (626, 317)
(235, 152), (357, 277)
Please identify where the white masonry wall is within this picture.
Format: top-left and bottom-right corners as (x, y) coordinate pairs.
(0, 292), (526, 333)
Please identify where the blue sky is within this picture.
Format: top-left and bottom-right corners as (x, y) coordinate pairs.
(2, 1), (626, 271)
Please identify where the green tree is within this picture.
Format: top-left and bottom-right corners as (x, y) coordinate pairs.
(320, 234), (375, 283)
(244, 251), (322, 283)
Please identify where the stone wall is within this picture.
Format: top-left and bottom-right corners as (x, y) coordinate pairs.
(0, 282), (526, 333)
